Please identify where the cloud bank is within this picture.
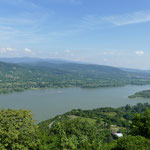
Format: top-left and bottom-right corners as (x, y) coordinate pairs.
(136, 50), (144, 56)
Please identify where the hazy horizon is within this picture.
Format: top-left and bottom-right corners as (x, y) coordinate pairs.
(0, 56), (150, 70)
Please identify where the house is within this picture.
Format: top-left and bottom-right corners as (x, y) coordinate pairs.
(112, 132), (123, 138)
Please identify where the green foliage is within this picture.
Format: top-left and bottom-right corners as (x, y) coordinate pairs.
(39, 118), (104, 149)
(38, 103), (150, 149)
(129, 90), (150, 98)
(112, 136), (150, 150)
(1, 104), (150, 149)
(131, 108), (150, 138)
(65, 103), (150, 128)
(1, 61), (150, 94)
(0, 109), (39, 150)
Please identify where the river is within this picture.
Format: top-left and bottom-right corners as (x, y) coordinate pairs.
(0, 85), (150, 122)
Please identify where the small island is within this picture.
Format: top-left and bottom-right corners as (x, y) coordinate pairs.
(129, 90), (150, 99)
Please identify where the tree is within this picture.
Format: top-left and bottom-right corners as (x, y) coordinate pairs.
(111, 136), (150, 150)
(40, 118), (104, 149)
(0, 108), (39, 150)
(131, 108), (150, 138)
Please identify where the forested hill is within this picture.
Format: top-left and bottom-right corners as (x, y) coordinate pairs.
(30, 62), (129, 78)
(0, 61), (150, 94)
(38, 103), (150, 149)
(0, 61), (128, 81)
(1, 103), (150, 149)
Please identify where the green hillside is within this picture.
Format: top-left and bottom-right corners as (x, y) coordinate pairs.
(1, 61), (150, 94)
(38, 103), (150, 149)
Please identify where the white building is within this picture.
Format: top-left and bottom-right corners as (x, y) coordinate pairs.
(112, 132), (123, 138)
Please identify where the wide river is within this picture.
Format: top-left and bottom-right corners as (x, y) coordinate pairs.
(0, 85), (150, 122)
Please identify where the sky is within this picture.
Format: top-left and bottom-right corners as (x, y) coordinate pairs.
(0, 0), (150, 69)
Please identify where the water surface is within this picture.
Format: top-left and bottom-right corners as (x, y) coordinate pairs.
(0, 85), (150, 122)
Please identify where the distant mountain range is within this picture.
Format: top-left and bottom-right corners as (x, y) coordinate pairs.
(119, 67), (150, 74)
(0, 58), (128, 80)
(0, 57), (150, 94)
(0, 57), (149, 73)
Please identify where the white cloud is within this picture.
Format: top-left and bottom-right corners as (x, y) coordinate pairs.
(80, 11), (150, 31)
(136, 50), (144, 56)
(65, 49), (71, 53)
(104, 11), (150, 26)
(0, 48), (15, 53)
(6, 48), (15, 51)
(24, 48), (32, 53)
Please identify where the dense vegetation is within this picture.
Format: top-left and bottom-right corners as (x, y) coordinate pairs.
(38, 103), (150, 149)
(1, 103), (150, 149)
(129, 90), (150, 98)
(0, 109), (39, 149)
(1, 61), (150, 94)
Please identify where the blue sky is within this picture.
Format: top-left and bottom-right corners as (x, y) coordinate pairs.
(0, 0), (150, 69)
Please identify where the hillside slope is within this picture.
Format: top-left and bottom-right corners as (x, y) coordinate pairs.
(0, 61), (150, 93)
